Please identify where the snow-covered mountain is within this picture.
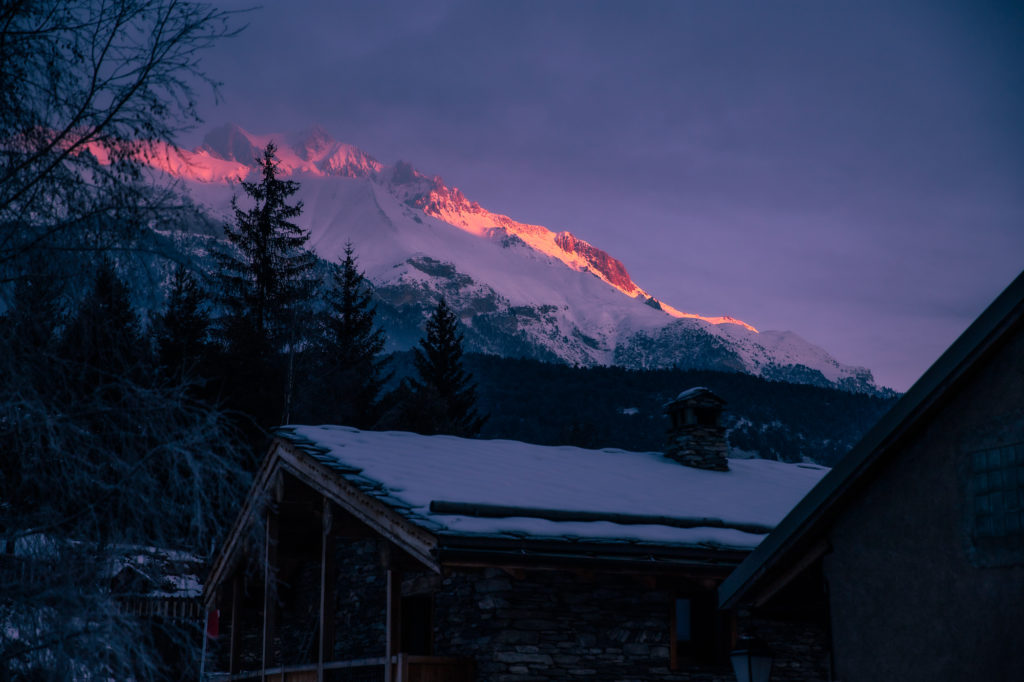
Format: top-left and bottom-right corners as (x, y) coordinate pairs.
(147, 123), (879, 393)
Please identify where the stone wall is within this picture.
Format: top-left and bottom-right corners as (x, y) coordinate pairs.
(743, 616), (830, 682)
(432, 567), (735, 682)
(332, 536), (388, 661)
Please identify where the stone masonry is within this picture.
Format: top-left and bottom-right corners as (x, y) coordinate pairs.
(663, 388), (729, 471)
(432, 567), (735, 682)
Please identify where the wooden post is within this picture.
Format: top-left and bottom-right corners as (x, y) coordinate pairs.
(229, 574), (241, 675)
(384, 555), (401, 682)
(261, 507), (279, 680)
(318, 498), (333, 681)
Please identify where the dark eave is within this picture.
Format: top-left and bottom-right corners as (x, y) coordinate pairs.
(429, 500), (774, 535)
(438, 533), (749, 574)
(719, 269), (1024, 610)
(203, 435), (442, 607)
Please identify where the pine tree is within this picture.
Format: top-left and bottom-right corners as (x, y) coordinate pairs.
(216, 141), (317, 352)
(409, 297), (486, 436)
(214, 142), (318, 430)
(1, 265), (65, 356)
(309, 243), (391, 428)
(61, 260), (148, 383)
(153, 263), (210, 380)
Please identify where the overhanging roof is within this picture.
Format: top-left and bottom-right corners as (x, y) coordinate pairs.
(720, 269), (1024, 609)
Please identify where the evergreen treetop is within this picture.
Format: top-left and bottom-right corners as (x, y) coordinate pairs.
(410, 297), (486, 436)
(61, 260), (147, 380)
(308, 243), (391, 428)
(153, 263), (210, 379)
(326, 244), (387, 365)
(216, 141), (317, 350)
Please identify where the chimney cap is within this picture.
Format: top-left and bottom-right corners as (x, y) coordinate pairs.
(664, 386), (726, 411)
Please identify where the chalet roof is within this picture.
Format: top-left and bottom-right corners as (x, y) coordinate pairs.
(276, 425), (826, 552)
(719, 269), (1024, 609)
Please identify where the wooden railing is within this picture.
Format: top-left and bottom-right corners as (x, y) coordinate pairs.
(394, 654), (473, 682)
(222, 655), (472, 682)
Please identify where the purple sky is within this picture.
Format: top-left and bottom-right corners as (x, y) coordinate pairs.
(186, 1), (1024, 391)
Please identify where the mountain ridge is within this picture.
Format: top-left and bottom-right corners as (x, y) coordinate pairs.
(140, 123), (882, 394)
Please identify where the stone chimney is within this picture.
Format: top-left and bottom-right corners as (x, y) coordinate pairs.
(663, 387), (729, 471)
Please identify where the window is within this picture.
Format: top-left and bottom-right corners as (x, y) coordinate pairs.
(694, 407), (719, 427)
(965, 443), (1024, 567)
(675, 598), (692, 644)
(670, 593), (727, 668)
(400, 594), (433, 655)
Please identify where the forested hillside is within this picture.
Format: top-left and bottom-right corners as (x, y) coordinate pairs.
(388, 352), (897, 466)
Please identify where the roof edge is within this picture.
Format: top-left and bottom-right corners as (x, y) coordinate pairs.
(438, 533), (750, 570)
(720, 269), (1024, 609)
(203, 440), (285, 607)
(204, 435), (443, 607)
(429, 500), (774, 535)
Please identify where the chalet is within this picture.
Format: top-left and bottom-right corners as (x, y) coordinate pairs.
(202, 388), (828, 681)
(719, 270), (1024, 682)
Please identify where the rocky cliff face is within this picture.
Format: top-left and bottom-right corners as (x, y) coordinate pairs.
(553, 231), (637, 293)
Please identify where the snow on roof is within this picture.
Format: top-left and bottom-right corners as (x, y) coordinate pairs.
(279, 426), (828, 551)
(672, 386), (713, 401)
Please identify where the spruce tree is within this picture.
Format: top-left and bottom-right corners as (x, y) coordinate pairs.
(309, 243), (390, 428)
(1, 266), (65, 356)
(61, 260), (148, 384)
(216, 141), (317, 353)
(153, 263), (210, 380)
(409, 297), (486, 436)
(214, 142), (317, 430)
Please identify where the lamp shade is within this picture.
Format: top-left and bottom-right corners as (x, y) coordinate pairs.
(730, 634), (773, 682)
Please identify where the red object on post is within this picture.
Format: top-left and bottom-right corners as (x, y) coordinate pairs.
(206, 609), (220, 639)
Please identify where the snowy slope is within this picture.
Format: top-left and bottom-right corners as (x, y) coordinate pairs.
(157, 124), (880, 392)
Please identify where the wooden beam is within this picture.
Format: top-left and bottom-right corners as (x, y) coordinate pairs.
(751, 539), (829, 608)
(228, 573), (241, 675)
(317, 497), (333, 682)
(206, 449), (285, 609)
(261, 509), (279, 679)
(275, 443), (440, 572)
(385, 567), (402, 682)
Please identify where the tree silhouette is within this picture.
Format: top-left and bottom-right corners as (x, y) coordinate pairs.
(0, 0), (239, 280)
(61, 260), (148, 385)
(216, 141), (317, 352)
(0, 3), (250, 679)
(153, 263), (211, 381)
(215, 142), (317, 429)
(409, 298), (486, 436)
(308, 243), (390, 428)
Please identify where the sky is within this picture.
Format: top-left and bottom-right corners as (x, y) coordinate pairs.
(185, 0), (1024, 391)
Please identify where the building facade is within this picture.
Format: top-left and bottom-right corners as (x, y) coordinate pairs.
(204, 402), (826, 681)
(720, 271), (1024, 682)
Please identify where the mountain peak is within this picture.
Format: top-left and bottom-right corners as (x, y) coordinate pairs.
(199, 122), (257, 164)
(115, 123), (879, 393)
(288, 124), (336, 161)
(143, 124), (762, 334)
